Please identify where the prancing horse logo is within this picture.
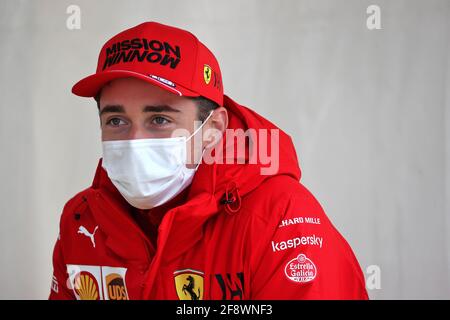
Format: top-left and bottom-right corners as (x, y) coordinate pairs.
(203, 64), (212, 85)
(174, 269), (204, 300)
(182, 275), (200, 300)
(77, 225), (98, 248)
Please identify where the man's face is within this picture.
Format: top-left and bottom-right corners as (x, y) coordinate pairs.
(98, 77), (227, 167)
(99, 77), (202, 140)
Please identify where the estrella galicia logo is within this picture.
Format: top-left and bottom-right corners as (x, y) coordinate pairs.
(214, 272), (244, 300)
(284, 253), (317, 284)
(102, 38), (181, 71)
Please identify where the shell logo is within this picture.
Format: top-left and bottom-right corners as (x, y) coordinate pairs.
(73, 271), (100, 300)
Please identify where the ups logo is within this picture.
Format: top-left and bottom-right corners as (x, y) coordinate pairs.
(106, 273), (129, 300)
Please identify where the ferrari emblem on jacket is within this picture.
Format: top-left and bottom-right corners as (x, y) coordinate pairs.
(174, 269), (204, 300)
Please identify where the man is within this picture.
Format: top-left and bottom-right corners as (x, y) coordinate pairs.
(49, 21), (368, 300)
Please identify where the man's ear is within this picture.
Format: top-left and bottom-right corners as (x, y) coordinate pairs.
(204, 106), (228, 149)
(211, 106), (228, 132)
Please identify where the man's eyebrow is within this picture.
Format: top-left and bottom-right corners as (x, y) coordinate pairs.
(99, 104), (181, 116)
(143, 105), (181, 113)
(99, 105), (125, 116)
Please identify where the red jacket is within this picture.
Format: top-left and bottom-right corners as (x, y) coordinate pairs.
(49, 95), (368, 300)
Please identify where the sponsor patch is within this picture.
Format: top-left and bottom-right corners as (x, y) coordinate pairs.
(51, 275), (59, 294)
(284, 253), (317, 284)
(271, 234), (323, 252)
(203, 64), (212, 84)
(149, 74), (176, 88)
(67, 265), (129, 300)
(174, 269), (204, 300)
(74, 271), (101, 300)
(77, 225), (98, 248)
(103, 266), (129, 300)
(278, 216), (321, 228)
(102, 38), (181, 71)
(214, 272), (245, 300)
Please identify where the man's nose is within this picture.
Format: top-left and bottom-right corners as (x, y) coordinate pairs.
(128, 125), (151, 140)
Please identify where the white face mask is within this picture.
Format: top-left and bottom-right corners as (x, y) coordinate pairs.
(101, 111), (213, 209)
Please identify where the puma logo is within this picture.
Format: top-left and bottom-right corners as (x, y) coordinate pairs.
(77, 225), (99, 248)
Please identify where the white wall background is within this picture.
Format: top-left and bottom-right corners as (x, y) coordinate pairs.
(0, 0), (449, 299)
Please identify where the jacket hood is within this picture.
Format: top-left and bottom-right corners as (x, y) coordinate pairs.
(208, 94), (301, 207)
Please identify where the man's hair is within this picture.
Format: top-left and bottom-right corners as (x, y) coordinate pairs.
(94, 91), (219, 122)
(188, 96), (220, 121)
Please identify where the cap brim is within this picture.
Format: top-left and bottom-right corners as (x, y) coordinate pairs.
(71, 69), (200, 98)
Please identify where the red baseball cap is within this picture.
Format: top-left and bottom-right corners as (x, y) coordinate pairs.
(72, 21), (224, 106)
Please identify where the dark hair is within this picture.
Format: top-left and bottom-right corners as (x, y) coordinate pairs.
(94, 90), (219, 121)
(188, 96), (220, 121)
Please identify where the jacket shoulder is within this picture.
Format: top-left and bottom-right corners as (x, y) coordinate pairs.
(59, 187), (92, 227)
(242, 175), (324, 224)
(242, 177), (368, 299)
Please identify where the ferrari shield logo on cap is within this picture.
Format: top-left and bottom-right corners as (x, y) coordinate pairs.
(174, 269), (204, 300)
(203, 64), (212, 85)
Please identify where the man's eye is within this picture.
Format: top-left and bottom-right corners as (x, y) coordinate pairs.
(152, 116), (170, 125)
(106, 118), (127, 126)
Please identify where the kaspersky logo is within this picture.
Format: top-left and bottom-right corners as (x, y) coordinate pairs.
(67, 265), (129, 300)
(271, 234), (323, 252)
